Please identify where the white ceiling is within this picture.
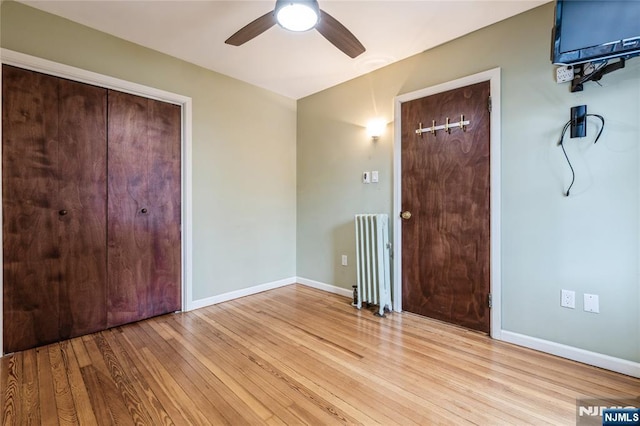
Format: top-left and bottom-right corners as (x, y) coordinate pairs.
(22, 0), (548, 99)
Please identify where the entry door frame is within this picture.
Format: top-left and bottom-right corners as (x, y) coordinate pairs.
(393, 68), (502, 338)
(0, 49), (194, 355)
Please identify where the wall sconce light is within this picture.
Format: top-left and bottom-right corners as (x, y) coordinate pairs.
(367, 118), (386, 141)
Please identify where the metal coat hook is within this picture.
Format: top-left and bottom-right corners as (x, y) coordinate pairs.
(415, 115), (471, 136)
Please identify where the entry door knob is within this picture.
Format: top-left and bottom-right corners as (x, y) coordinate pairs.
(400, 211), (412, 220)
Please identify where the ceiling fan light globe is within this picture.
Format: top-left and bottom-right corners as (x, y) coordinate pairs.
(275, 1), (319, 32)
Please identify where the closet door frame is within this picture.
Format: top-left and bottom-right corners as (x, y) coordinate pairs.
(0, 49), (194, 356)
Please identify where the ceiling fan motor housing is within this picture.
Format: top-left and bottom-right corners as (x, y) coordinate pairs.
(274, 0), (321, 32)
(225, 0), (365, 58)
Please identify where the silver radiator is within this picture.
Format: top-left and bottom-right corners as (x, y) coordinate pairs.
(354, 214), (392, 316)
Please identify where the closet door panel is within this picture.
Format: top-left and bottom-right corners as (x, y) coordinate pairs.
(57, 78), (108, 339)
(2, 65), (60, 353)
(147, 100), (181, 317)
(107, 91), (152, 327)
(107, 91), (181, 326)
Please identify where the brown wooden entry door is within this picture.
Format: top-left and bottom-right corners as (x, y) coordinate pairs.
(107, 91), (182, 328)
(401, 81), (491, 333)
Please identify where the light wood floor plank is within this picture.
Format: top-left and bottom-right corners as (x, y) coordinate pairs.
(100, 330), (173, 426)
(36, 346), (60, 426)
(92, 332), (156, 424)
(226, 297), (527, 425)
(119, 325), (216, 425)
(80, 335), (135, 426)
(161, 316), (316, 424)
(2, 284), (639, 425)
(228, 293), (531, 423)
(47, 345), (79, 425)
(203, 304), (446, 425)
(148, 319), (287, 424)
(1, 349), (21, 425)
(191, 309), (385, 425)
(20, 349), (41, 425)
(133, 319), (241, 424)
(222, 300), (446, 423)
(176, 310), (362, 425)
(59, 340), (98, 425)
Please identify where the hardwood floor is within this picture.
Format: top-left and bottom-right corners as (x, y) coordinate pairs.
(2, 284), (638, 425)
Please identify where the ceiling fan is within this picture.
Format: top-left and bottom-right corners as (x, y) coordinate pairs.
(225, 0), (366, 58)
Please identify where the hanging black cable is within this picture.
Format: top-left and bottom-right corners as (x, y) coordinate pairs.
(557, 114), (605, 196)
(586, 114), (605, 143)
(557, 120), (574, 196)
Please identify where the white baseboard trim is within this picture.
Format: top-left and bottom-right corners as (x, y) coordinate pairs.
(296, 277), (353, 299)
(500, 330), (640, 378)
(187, 276), (297, 311)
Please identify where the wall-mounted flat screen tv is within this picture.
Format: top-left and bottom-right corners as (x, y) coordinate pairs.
(551, 0), (640, 65)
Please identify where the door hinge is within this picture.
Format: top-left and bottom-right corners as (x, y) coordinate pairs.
(488, 96), (492, 113)
(487, 293), (493, 309)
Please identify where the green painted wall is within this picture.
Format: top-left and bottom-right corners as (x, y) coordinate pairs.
(1, 1), (297, 301)
(297, 3), (640, 362)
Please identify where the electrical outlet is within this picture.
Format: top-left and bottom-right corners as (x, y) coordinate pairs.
(362, 171), (370, 184)
(556, 65), (574, 83)
(561, 289), (576, 309)
(341, 255), (348, 266)
(584, 294), (599, 313)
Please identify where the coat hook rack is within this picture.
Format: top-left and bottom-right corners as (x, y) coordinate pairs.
(415, 114), (470, 137)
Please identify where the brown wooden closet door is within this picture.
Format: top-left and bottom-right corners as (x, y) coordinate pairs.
(147, 98), (182, 318)
(57, 78), (108, 340)
(3, 65), (61, 353)
(2, 66), (107, 353)
(107, 91), (181, 327)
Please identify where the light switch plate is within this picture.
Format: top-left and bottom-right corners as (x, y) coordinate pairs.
(371, 171), (379, 183)
(584, 294), (599, 313)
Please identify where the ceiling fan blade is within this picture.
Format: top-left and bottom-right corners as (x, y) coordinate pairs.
(225, 11), (277, 46)
(316, 10), (365, 58)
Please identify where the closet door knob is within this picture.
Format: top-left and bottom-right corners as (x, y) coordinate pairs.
(140, 208), (148, 214)
(59, 210), (68, 216)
